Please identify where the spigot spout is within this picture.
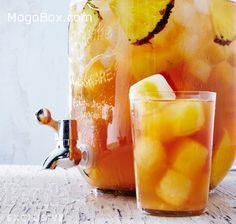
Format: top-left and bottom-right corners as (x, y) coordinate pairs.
(42, 147), (69, 169)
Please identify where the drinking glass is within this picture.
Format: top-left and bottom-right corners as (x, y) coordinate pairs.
(130, 91), (216, 216)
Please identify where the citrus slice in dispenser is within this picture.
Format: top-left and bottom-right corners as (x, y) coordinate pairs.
(69, 1), (102, 51)
(109, 0), (175, 45)
(210, 0), (236, 46)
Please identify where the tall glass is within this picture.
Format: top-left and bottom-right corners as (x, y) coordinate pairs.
(130, 91), (216, 216)
(69, 0), (235, 191)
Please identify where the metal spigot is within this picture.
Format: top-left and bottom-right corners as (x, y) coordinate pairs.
(36, 108), (90, 170)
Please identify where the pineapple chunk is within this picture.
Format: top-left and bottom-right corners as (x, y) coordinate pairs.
(139, 103), (165, 139)
(210, 131), (235, 188)
(156, 169), (191, 207)
(173, 138), (209, 178)
(132, 100), (166, 140)
(210, 0), (236, 46)
(160, 101), (205, 140)
(129, 74), (175, 100)
(109, 0), (175, 45)
(134, 137), (166, 172)
(130, 75), (175, 139)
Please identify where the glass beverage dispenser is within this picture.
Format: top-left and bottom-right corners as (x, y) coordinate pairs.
(40, 0), (236, 193)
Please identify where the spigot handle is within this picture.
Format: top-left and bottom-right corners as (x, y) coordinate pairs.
(35, 108), (58, 131)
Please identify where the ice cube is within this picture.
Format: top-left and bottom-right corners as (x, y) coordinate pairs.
(193, 0), (209, 15)
(173, 138), (209, 178)
(173, 0), (196, 29)
(87, 39), (110, 58)
(228, 52), (236, 67)
(211, 61), (234, 86)
(205, 44), (227, 65)
(156, 169), (192, 207)
(188, 59), (211, 83)
(182, 34), (200, 57)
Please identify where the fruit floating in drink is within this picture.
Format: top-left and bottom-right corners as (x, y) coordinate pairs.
(130, 75), (216, 215)
(69, 0), (235, 192)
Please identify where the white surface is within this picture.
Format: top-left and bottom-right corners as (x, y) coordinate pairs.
(0, 1), (69, 165)
(0, 166), (235, 224)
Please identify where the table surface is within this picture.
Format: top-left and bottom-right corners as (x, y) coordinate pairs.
(0, 166), (235, 224)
